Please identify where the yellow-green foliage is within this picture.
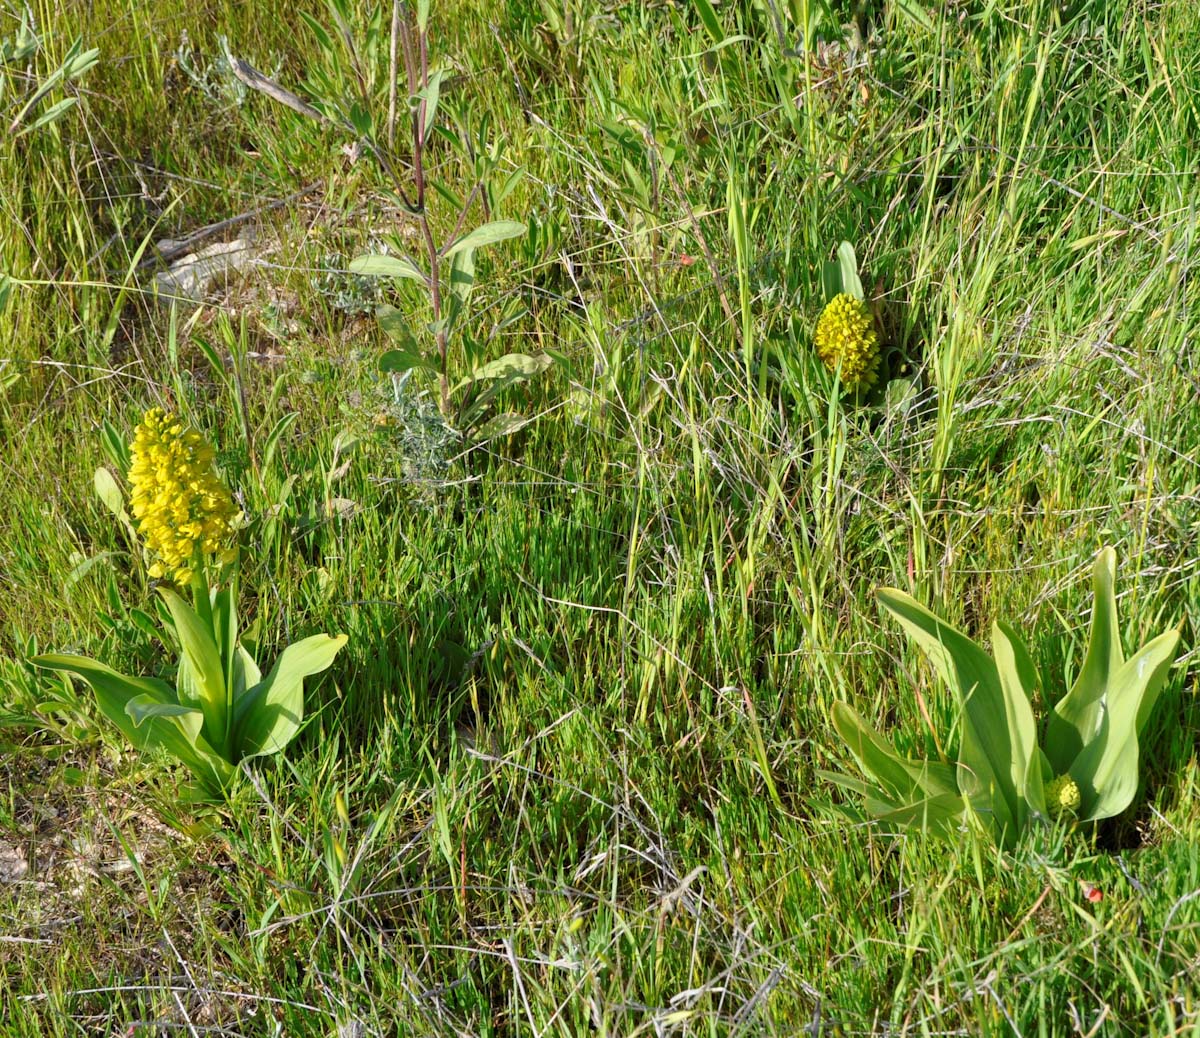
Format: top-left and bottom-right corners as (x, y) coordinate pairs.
(827, 549), (1181, 848)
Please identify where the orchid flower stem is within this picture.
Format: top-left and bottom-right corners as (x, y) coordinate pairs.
(191, 549), (212, 631)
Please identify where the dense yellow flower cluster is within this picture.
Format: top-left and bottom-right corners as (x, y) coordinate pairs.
(128, 409), (239, 584)
(814, 293), (880, 390)
(1043, 773), (1081, 819)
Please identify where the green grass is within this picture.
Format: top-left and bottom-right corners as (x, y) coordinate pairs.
(3, 0), (1200, 1033)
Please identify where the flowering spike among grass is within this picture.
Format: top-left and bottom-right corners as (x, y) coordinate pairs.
(814, 293), (879, 390)
(128, 408), (239, 583)
(34, 410), (347, 798)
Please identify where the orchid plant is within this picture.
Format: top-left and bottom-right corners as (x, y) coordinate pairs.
(33, 410), (347, 798)
(825, 548), (1181, 848)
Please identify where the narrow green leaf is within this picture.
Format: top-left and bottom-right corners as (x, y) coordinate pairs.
(817, 769), (879, 801)
(877, 588), (1018, 838)
(235, 633), (347, 759)
(1045, 548), (1124, 773)
(300, 11), (336, 53)
(9, 56), (67, 128)
(431, 177), (465, 211)
(100, 420), (131, 473)
(262, 411), (299, 474)
(14, 96), (77, 136)
(194, 337), (225, 381)
(128, 608), (163, 646)
(348, 100), (373, 138)
(442, 221), (526, 260)
(893, 0), (935, 31)
(66, 551), (117, 587)
(418, 68), (445, 144)
(704, 33), (753, 53)
(64, 45), (100, 79)
(690, 0), (726, 45)
(494, 169), (525, 207)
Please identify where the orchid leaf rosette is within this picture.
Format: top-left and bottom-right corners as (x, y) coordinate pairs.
(823, 548), (1181, 849)
(34, 409), (347, 797)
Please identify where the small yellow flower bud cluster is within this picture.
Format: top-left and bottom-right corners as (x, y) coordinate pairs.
(128, 409), (239, 584)
(1043, 773), (1081, 820)
(814, 293), (880, 390)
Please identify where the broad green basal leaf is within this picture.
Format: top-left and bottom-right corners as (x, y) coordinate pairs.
(861, 792), (966, 840)
(1069, 627), (1179, 821)
(830, 701), (958, 802)
(160, 588), (228, 745)
(876, 588), (1019, 838)
(991, 620), (1041, 828)
(231, 644), (262, 704)
(125, 694), (203, 737)
(30, 654), (233, 791)
(234, 633), (347, 759)
(1045, 548), (1124, 773)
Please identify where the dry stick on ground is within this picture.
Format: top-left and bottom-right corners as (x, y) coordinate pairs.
(138, 180), (325, 269)
(229, 57), (323, 120)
